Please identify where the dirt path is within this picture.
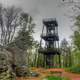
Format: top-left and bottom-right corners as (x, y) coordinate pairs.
(16, 68), (80, 80)
(62, 71), (80, 80)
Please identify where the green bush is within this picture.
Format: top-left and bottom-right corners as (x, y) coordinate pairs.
(67, 64), (80, 74)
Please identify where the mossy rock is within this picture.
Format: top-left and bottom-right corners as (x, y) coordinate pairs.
(0, 70), (16, 80)
(16, 65), (30, 77)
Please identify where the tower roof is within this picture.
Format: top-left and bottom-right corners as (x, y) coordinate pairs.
(43, 18), (58, 27)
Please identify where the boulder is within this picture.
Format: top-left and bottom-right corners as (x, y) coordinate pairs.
(0, 48), (16, 80)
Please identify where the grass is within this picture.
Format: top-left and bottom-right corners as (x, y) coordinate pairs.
(43, 76), (70, 80)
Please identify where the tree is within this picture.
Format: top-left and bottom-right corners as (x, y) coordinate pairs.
(61, 0), (80, 66)
(71, 15), (80, 65)
(14, 12), (35, 50)
(26, 41), (40, 67)
(60, 38), (72, 67)
(7, 12), (36, 66)
(0, 5), (21, 46)
(72, 15), (80, 50)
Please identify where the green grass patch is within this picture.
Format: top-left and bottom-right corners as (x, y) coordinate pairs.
(43, 76), (70, 80)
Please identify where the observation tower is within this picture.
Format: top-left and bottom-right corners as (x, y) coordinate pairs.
(38, 18), (61, 68)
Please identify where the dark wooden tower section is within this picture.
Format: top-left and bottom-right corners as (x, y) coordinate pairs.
(39, 18), (61, 68)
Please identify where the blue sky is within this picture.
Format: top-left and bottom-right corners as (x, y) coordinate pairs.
(0, 0), (74, 43)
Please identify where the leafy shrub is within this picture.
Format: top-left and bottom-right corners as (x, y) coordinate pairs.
(67, 64), (80, 74)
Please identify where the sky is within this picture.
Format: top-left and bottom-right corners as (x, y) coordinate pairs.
(0, 0), (74, 43)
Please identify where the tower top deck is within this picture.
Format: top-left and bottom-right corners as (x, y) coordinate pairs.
(43, 18), (58, 27)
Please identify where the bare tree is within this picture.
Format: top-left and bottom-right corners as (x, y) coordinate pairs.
(61, 0), (80, 14)
(0, 5), (21, 46)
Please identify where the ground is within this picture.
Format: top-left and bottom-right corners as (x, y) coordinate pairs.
(16, 68), (80, 80)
